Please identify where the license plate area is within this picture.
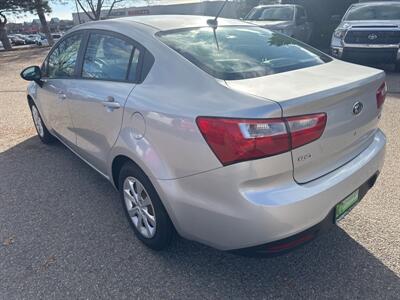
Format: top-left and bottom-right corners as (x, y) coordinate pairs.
(335, 190), (360, 221)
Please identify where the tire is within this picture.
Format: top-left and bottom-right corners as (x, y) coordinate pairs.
(30, 103), (55, 144)
(118, 162), (175, 250)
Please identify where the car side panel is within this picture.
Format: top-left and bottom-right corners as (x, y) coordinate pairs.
(67, 80), (135, 175)
(107, 42), (283, 181)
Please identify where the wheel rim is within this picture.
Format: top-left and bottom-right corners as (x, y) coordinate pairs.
(123, 177), (156, 238)
(31, 105), (44, 138)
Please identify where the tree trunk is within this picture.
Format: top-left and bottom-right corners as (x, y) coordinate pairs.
(95, 0), (102, 20)
(0, 13), (12, 51)
(35, 0), (54, 46)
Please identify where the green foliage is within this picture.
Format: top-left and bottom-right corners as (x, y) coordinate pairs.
(14, 0), (52, 14)
(0, 0), (21, 13)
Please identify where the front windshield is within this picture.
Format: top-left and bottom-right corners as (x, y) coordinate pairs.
(245, 6), (294, 21)
(345, 4), (400, 20)
(157, 26), (331, 81)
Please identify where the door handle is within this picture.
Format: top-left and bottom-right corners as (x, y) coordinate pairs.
(102, 96), (120, 110)
(102, 101), (120, 109)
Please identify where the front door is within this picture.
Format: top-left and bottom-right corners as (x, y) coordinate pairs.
(67, 32), (141, 175)
(37, 33), (84, 147)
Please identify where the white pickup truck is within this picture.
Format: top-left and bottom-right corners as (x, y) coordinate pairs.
(331, 1), (400, 70)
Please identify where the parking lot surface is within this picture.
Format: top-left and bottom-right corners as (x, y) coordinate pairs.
(0, 48), (399, 299)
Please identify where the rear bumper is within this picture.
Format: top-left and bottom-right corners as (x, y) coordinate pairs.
(230, 172), (379, 256)
(332, 46), (400, 64)
(157, 130), (386, 251)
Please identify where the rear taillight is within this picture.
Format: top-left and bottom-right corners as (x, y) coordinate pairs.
(197, 113), (327, 165)
(286, 114), (327, 149)
(376, 82), (387, 109)
(196, 117), (290, 165)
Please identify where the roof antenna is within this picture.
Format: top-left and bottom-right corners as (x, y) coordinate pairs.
(207, 0), (229, 28)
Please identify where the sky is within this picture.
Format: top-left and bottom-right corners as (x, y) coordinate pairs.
(7, 0), (207, 23)
(8, 2), (75, 23)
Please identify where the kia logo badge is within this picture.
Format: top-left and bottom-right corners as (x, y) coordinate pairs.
(353, 102), (363, 115)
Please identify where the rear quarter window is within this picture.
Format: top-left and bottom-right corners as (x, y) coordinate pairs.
(157, 26), (331, 80)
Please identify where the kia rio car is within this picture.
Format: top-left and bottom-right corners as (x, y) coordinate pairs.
(21, 15), (387, 255)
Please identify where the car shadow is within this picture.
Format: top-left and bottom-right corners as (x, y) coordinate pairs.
(0, 136), (399, 298)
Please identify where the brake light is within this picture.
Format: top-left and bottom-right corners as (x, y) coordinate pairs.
(196, 117), (290, 165)
(197, 113), (327, 165)
(376, 82), (387, 109)
(287, 114), (327, 149)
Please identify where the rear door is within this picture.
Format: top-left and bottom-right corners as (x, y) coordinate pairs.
(67, 31), (142, 175)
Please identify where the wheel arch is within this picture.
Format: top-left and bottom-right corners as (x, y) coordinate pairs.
(112, 155), (134, 190)
(111, 154), (162, 194)
(111, 154), (181, 234)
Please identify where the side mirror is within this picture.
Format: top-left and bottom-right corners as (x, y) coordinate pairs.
(331, 15), (342, 23)
(20, 66), (43, 87)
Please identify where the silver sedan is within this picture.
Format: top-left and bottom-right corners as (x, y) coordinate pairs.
(21, 15), (387, 255)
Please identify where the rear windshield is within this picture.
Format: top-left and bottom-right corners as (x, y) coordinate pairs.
(157, 26), (331, 80)
(245, 6), (295, 21)
(345, 4), (400, 20)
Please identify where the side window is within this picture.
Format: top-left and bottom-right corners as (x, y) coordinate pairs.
(47, 33), (83, 78)
(128, 48), (141, 82)
(82, 33), (134, 81)
(297, 7), (306, 20)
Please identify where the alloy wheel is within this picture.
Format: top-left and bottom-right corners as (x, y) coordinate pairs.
(123, 176), (156, 238)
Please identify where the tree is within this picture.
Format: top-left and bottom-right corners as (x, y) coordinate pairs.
(75, 0), (124, 21)
(0, 0), (19, 51)
(21, 0), (54, 46)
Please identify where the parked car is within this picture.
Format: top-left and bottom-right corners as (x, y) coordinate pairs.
(244, 4), (313, 43)
(51, 33), (62, 40)
(35, 35), (49, 46)
(35, 33), (62, 46)
(10, 36), (25, 46)
(19, 35), (36, 45)
(20, 15), (386, 255)
(331, 1), (400, 70)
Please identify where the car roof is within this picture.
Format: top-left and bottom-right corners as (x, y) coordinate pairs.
(76, 15), (251, 33)
(352, 1), (400, 6)
(254, 4), (296, 8)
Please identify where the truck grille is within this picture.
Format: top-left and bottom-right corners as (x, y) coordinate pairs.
(344, 30), (400, 45)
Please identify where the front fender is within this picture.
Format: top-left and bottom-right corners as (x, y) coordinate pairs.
(27, 82), (51, 129)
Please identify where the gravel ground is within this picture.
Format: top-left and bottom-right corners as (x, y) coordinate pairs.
(0, 48), (399, 299)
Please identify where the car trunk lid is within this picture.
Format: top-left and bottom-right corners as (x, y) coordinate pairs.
(225, 60), (385, 183)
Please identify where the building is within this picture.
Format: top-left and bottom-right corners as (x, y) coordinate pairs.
(72, 1), (239, 25)
(6, 23), (24, 34)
